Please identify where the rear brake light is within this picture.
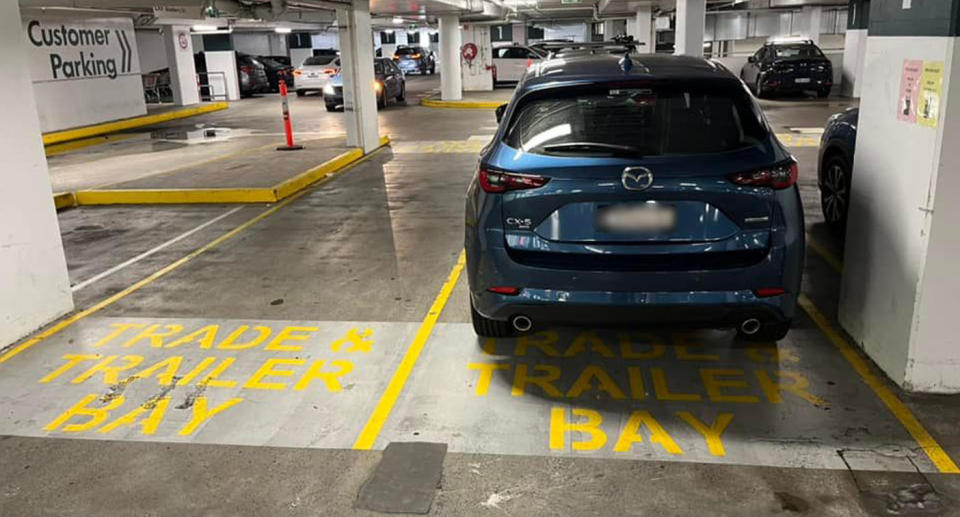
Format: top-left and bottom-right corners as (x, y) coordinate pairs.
(323, 68), (337, 75)
(411, 53), (422, 59)
(754, 288), (786, 297)
(728, 160), (798, 189)
(293, 69), (302, 76)
(478, 167), (549, 193)
(488, 286), (521, 295)
(240, 65), (254, 73)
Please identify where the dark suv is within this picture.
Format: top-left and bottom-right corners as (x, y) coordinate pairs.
(740, 40), (832, 98)
(393, 46), (436, 74)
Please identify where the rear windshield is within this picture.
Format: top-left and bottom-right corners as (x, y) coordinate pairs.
(505, 86), (767, 156)
(303, 56), (336, 66)
(395, 47), (418, 55)
(773, 45), (823, 58)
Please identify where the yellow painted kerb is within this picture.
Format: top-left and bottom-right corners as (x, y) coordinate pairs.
(353, 249), (466, 450)
(70, 136), (390, 206)
(43, 102), (229, 146)
(798, 294), (960, 474)
(421, 97), (502, 109)
(53, 192), (76, 210)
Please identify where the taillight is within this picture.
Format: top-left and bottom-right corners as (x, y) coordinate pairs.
(392, 56), (400, 60)
(754, 287), (786, 297)
(728, 160), (798, 189)
(478, 167), (549, 193)
(323, 68), (337, 75)
(293, 69), (302, 76)
(488, 286), (521, 295)
(411, 54), (422, 59)
(240, 65), (253, 73)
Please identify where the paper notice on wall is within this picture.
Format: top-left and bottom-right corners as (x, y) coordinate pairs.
(897, 60), (921, 123)
(917, 61), (944, 128)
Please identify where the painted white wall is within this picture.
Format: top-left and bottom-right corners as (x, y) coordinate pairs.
(22, 15), (146, 132)
(233, 32), (272, 56)
(842, 29), (867, 97)
(1, 2), (73, 346)
(542, 22), (588, 42)
(461, 24), (493, 91)
(203, 51), (240, 100)
(290, 48), (313, 68)
(839, 36), (960, 392)
(136, 29), (167, 72)
(675, 0), (706, 56)
(311, 31), (340, 50)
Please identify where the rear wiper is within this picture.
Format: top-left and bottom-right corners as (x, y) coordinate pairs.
(541, 142), (647, 156)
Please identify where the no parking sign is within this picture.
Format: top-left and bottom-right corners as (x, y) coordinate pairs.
(461, 42), (478, 65)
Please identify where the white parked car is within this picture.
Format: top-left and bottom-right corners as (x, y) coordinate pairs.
(294, 55), (340, 96)
(492, 44), (544, 84)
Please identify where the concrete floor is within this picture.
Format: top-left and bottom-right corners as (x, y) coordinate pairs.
(3, 77), (960, 516)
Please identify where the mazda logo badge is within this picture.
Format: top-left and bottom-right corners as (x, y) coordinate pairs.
(622, 167), (654, 191)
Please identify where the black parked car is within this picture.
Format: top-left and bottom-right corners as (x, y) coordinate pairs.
(818, 107), (859, 233)
(741, 40), (832, 98)
(324, 58), (405, 111)
(258, 56), (294, 92)
(393, 46), (436, 74)
(237, 53), (270, 96)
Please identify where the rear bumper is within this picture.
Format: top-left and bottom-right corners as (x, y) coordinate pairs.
(762, 75), (832, 92)
(471, 288), (792, 327)
(397, 60), (423, 72)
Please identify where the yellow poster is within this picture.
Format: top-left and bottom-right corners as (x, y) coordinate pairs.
(917, 61), (944, 128)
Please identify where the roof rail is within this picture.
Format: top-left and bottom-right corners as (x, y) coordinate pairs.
(535, 39), (645, 59)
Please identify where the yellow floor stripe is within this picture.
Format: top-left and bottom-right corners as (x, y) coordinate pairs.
(353, 250), (466, 450)
(42, 103), (229, 146)
(421, 98), (504, 109)
(53, 192), (76, 210)
(0, 148), (384, 366)
(806, 233), (844, 273)
(45, 133), (140, 157)
(798, 294), (960, 474)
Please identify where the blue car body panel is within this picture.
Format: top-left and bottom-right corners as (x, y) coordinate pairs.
(465, 54), (804, 329)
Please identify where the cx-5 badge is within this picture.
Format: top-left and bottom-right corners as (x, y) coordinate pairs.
(622, 167), (654, 191)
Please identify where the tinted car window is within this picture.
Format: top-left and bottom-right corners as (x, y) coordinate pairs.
(259, 57), (284, 68)
(303, 56), (337, 66)
(506, 86), (766, 156)
(395, 47), (417, 55)
(375, 61), (385, 74)
(772, 44), (823, 58)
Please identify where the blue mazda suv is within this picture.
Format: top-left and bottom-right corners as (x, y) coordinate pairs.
(465, 54), (804, 341)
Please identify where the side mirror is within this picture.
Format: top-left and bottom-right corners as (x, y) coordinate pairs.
(747, 56), (756, 63)
(495, 104), (507, 123)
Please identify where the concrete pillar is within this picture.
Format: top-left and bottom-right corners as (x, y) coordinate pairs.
(841, 0), (870, 97)
(799, 6), (823, 45)
(839, 0), (960, 392)
(162, 25), (200, 106)
(337, 0), (380, 153)
(674, 0), (705, 57)
(439, 14), (462, 101)
(631, 2), (653, 54)
(1, 2), (73, 346)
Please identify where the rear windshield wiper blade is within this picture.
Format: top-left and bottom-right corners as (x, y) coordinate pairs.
(541, 142), (647, 156)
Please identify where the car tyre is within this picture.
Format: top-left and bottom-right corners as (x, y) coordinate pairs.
(738, 320), (791, 342)
(820, 153), (851, 234)
(470, 301), (513, 338)
(817, 88), (830, 98)
(754, 78), (766, 99)
(325, 104), (336, 112)
(296, 90), (305, 97)
(396, 84), (405, 102)
(377, 90), (387, 109)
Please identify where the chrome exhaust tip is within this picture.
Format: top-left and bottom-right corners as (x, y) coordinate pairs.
(740, 318), (762, 335)
(511, 315), (533, 333)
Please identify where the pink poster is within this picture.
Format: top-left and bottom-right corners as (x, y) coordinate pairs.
(898, 59), (922, 123)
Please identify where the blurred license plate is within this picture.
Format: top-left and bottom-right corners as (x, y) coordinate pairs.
(597, 203), (675, 233)
(795, 78), (811, 84)
(308, 73), (319, 78)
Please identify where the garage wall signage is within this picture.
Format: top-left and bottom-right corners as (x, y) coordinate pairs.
(25, 18), (138, 81)
(897, 58), (943, 129)
(21, 16), (145, 133)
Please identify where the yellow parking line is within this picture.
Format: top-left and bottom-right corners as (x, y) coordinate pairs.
(798, 294), (960, 474)
(53, 192), (76, 210)
(0, 147), (384, 366)
(421, 98), (503, 109)
(806, 233), (844, 273)
(45, 133), (140, 157)
(353, 249), (466, 450)
(42, 102), (229, 146)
